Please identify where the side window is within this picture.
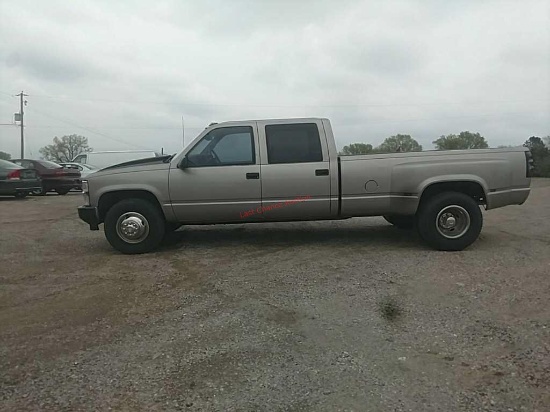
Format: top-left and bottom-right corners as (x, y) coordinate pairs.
(265, 123), (323, 164)
(187, 126), (254, 167)
(73, 154), (86, 164)
(18, 160), (33, 168)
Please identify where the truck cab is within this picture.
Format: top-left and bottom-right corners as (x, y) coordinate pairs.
(169, 118), (337, 223)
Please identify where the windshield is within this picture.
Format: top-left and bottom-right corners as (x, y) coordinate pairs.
(0, 159), (22, 169)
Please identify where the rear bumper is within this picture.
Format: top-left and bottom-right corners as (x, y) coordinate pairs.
(486, 187), (531, 210)
(43, 178), (81, 190)
(0, 180), (41, 194)
(78, 206), (100, 230)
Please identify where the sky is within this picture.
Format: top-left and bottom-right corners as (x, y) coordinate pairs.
(0, 0), (549, 158)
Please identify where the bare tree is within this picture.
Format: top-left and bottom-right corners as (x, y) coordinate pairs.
(39, 135), (92, 162)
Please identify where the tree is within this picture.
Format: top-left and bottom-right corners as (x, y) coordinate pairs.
(433, 131), (488, 150)
(524, 136), (550, 177)
(340, 143), (374, 155)
(39, 135), (92, 162)
(0, 151), (11, 160)
(377, 134), (422, 153)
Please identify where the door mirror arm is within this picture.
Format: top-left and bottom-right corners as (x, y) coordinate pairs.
(179, 156), (189, 169)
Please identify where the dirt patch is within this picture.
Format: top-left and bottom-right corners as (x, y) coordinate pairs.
(1, 181), (549, 411)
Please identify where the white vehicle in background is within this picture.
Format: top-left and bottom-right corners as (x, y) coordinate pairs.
(72, 150), (160, 169)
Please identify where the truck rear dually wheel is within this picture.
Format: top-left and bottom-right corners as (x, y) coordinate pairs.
(104, 198), (165, 254)
(417, 191), (483, 251)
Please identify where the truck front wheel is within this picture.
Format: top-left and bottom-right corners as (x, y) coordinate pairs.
(104, 198), (166, 254)
(417, 192), (483, 251)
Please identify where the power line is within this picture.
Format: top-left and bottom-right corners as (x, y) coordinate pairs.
(25, 125), (205, 130)
(351, 110), (544, 125)
(3, 90), (548, 108)
(29, 107), (151, 150)
(24, 110), (546, 132)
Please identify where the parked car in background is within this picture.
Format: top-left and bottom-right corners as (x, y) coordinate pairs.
(0, 159), (41, 198)
(59, 162), (98, 179)
(72, 150), (160, 169)
(11, 159), (81, 195)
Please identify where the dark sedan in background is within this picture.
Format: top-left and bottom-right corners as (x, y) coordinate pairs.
(0, 159), (41, 198)
(11, 159), (81, 195)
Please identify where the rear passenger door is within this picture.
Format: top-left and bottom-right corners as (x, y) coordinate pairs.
(257, 120), (331, 221)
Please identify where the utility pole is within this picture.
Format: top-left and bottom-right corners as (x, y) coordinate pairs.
(16, 91), (28, 158)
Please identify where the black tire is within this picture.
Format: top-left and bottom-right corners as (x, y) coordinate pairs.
(104, 198), (166, 254)
(56, 188), (70, 195)
(417, 191), (483, 251)
(14, 192), (28, 199)
(384, 215), (416, 229)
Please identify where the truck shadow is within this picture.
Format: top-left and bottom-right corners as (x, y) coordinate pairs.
(160, 222), (426, 252)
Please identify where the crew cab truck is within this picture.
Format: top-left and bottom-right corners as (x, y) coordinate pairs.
(78, 118), (532, 254)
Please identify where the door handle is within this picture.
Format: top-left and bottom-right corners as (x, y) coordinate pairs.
(315, 169), (329, 176)
(246, 172), (260, 179)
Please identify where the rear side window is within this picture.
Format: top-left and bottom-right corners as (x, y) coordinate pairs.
(14, 160), (33, 168)
(38, 160), (62, 168)
(265, 123), (323, 164)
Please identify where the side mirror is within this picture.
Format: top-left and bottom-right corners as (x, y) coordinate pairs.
(179, 156), (189, 169)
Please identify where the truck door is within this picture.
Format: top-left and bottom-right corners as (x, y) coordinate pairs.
(168, 123), (262, 223)
(257, 120), (331, 221)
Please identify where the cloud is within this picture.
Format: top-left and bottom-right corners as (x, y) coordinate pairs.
(6, 49), (99, 83)
(0, 0), (549, 157)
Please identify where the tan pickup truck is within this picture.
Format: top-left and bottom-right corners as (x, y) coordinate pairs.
(78, 118), (532, 254)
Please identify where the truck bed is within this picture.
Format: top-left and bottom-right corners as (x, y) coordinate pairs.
(339, 147), (530, 217)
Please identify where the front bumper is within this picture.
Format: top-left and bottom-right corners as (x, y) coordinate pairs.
(78, 206), (100, 230)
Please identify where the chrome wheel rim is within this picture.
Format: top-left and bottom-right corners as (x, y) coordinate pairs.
(436, 205), (470, 239)
(116, 212), (149, 244)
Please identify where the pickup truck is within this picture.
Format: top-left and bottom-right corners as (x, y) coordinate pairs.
(78, 118), (532, 254)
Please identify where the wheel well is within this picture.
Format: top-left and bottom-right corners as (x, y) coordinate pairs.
(419, 181), (486, 207)
(97, 190), (163, 222)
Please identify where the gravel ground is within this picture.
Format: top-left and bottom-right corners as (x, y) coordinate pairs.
(1, 179), (549, 411)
